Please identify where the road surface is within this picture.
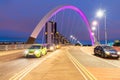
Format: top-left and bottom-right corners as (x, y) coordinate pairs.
(0, 46), (120, 80)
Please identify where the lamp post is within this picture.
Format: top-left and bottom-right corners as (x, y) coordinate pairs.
(104, 15), (107, 45)
(96, 9), (107, 45)
(91, 20), (98, 45)
(70, 35), (73, 44)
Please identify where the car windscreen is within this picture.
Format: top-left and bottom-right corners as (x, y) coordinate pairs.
(29, 45), (41, 49)
(102, 46), (114, 50)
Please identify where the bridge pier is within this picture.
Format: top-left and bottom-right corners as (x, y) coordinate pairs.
(26, 36), (36, 44)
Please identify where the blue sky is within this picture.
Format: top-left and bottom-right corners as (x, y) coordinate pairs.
(0, 0), (120, 44)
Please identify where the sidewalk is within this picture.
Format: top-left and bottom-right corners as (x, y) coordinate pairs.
(0, 49), (24, 56)
(23, 48), (85, 80)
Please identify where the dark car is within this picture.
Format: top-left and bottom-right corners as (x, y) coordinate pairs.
(94, 45), (119, 59)
(75, 43), (81, 46)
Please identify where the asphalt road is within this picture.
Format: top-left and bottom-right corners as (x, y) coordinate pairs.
(68, 46), (120, 80)
(1, 46), (120, 80)
(0, 51), (53, 80)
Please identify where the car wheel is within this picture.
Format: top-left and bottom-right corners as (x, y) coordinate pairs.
(45, 51), (47, 55)
(94, 50), (97, 56)
(101, 53), (105, 58)
(35, 53), (41, 58)
(94, 53), (97, 56)
(115, 56), (119, 59)
(25, 55), (29, 58)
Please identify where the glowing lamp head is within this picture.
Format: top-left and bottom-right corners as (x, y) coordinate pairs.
(50, 46), (54, 51)
(70, 35), (73, 38)
(96, 9), (105, 18)
(92, 20), (98, 26)
(92, 26), (96, 31)
(91, 32), (95, 36)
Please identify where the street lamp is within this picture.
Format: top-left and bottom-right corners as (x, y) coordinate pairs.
(70, 35), (76, 44)
(96, 9), (107, 45)
(92, 26), (96, 31)
(91, 32), (95, 36)
(91, 20), (98, 44)
(96, 9), (104, 18)
(92, 20), (98, 26)
(70, 35), (73, 44)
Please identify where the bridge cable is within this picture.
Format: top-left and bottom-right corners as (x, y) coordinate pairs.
(69, 11), (77, 44)
(64, 10), (72, 39)
(74, 13), (80, 44)
(60, 10), (65, 33)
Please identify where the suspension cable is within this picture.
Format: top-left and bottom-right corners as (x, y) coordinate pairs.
(65, 10), (72, 38)
(69, 11), (76, 36)
(60, 10), (65, 33)
(74, 13), (80, 43)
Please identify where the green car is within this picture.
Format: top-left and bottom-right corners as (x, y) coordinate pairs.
(24, 44), (47, 58)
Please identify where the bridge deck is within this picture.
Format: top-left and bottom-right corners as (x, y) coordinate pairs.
(23, 47), (85, 80)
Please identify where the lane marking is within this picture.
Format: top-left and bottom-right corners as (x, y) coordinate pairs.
(65, 50), (88, 80)
(9, 50), (59, 80)
(70, 57), (88, 80)
(66, 51), (97, 80)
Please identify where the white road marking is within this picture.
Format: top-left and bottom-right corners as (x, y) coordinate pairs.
(66, 53), (88, 80)
(9, 50), (59, 80)
(66, 50), (97, 80)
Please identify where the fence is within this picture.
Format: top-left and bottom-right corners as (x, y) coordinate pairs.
(0, 43), (65, 51)
(0, 44), (32, 51)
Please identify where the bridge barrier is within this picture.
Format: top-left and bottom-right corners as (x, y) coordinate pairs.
(0, 44), (65, 51)
(0, 44), (32, 51)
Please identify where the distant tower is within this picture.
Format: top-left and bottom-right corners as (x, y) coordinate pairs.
(45, 21), (57, 45)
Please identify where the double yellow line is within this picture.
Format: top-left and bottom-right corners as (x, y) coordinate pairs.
(66, 53), (97, 80)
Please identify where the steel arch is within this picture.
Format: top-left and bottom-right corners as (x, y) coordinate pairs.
(30, 5), (94, 45)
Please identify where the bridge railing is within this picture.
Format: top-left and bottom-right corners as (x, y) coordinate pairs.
(0, 43), (68, 51)
(0, 44), (32, 51)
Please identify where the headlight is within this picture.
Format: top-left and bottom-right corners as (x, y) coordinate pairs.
(24, 50), (29, 54)
(50, 46), (54, 51)
(34, 50), (39, 54)
(56, 45), (59, 48)
(105, 51), (110, 55)
(117, 52), (120, 55)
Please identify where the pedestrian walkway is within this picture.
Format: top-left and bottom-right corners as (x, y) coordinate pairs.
(0, 49), (24, 56)
(23, 48), (85, 80)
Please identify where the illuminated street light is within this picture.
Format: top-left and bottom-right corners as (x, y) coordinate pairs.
(96, 9), (107, 45)
(70, 35), (73, 38)
(92, 20), (98, 26)
(96, 9), (104, 18)
(70, 35), (77, 44)
(70, 35), (73, 44)
(92, 32), (94, 36)
(91, 20), (98, 45)
(92, 26), (96, 31)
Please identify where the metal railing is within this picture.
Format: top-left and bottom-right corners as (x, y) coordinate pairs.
(0, 44), (32, 51)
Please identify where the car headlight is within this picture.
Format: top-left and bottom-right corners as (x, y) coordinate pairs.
(50, 46), (54, 51)
(24, 50), (29, 54)
(56, 45), (59, 48)
(105, 51), (110, 55)
(117, 52), (120, 55)
(34, 50), (40, 54)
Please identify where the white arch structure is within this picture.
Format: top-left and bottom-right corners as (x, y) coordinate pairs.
(30, 5), (94, 45)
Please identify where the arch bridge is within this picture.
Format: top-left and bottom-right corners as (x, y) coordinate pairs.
(27, 5), (95, 45)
